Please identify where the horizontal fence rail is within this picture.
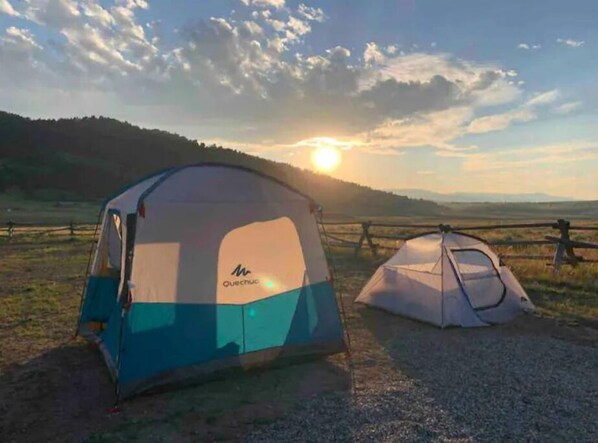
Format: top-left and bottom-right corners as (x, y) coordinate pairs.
(318, 219), (598, 271)
(0, 221), (97, 241)
(3, 218), (598, 270)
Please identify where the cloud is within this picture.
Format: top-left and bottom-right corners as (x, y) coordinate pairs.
(0, 0), (19, 16)
(297, 3), (325, 22)
(0, 0), (525, 156)
(363, 107), (475, 152)
(386, 45), (398, 55)
(363, 42), (385, 66)
(3, 26), (43, 49)
(517, 43), (541, 50)
(20, 0), (81, 27)
(81, 2), (115, 27)
(467, 89), (561, 134)
(244, 0), (286, 10)
(287, 16), (310, 36)
(467, 108), (535, 134)
(293, 137), (362, 151)
(557, 38), (584, 48)
(369, 54), (521, 107)
(0, 25), (49, 91)
(526, 89), (560, 106)
(553, 101), (582, 115)
(462, 140), (598, 173)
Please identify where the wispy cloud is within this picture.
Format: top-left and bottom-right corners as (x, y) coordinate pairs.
(553, 101), (582, 115)
(0, 0), (19, 16)
(467, 108), (535, 134)
(526, 89), (560, 107)
(242, 0), (286, 10)
(462, 140), (598, 172)
(517, 43), (541, 50)
(556, 38), (584, 48)
(466, 89), (560, 134)
(292, 137), (362, 151)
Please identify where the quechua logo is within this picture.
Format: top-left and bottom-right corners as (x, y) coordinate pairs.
(223, 264), (259, 288)
(231, 264), (251, 277)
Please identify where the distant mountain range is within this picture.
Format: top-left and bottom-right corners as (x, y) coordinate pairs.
(0, 111), (440, 216)
(390, 189), (577, 203)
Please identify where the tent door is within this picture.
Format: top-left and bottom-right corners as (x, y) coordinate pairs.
(446, 248), (506, 311)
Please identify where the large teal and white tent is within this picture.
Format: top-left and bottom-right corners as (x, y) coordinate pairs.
(77, 164), (346, 398)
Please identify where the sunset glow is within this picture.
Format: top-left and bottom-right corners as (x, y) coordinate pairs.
(0, 1), (596, 199)
(311, 146), (341, 172)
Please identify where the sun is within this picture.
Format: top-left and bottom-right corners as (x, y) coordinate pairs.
(311, 146), (341, 172)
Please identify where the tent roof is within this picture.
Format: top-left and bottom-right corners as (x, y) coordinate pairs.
(384, 231), (501, 272)
(404, 230), (489, 245)
(103, 163), (320, 215)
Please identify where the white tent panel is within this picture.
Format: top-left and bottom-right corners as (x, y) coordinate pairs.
(357, 266), (442, 325)
(141, 166), (307, 204)
(440, 250), (488, 327)
(386, 233), (442, 273)
(477, 267), (535, 324)
(106, 172), (167, 215)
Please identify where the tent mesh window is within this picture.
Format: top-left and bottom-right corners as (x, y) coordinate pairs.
(96, 212), (122, 278)
(451, 249), (505, 310)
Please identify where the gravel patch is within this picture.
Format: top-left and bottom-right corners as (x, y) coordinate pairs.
(246, 316), (598, 442)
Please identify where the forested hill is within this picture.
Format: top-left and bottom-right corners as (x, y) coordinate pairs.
(0, 111), (439, 216)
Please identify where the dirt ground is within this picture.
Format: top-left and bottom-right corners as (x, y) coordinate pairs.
(0, 237), (597, 441)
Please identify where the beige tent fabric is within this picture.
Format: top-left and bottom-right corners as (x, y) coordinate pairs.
(90, 166), (330, 307)
(126, 167), (329, 305)
(216, 217), (308, 304)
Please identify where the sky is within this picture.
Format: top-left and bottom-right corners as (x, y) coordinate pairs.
(1, 0), (597, 199)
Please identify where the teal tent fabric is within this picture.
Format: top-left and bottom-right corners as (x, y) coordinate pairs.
(80, 276), (119, 323)
(116, 281), (342, 389)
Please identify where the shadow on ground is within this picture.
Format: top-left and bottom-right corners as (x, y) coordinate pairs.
(0, 340), (350, 442)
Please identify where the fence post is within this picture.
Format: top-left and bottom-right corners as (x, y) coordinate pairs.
(354, 223), (366, 257)
(7, 221), (15, 241)
(361, 221), (378, 257)
(69, 221), (75, 240)
(552, 219), (576, 272)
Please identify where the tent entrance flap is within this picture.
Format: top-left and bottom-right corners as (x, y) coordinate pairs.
(448, 248), (507, 311)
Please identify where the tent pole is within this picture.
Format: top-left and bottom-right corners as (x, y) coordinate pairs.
(440, 231), (445, 329)
(74, 208), (104, 338)
(317, 209), (357, 400)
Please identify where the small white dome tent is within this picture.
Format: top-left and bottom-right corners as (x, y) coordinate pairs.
(356, 231), (534, 327)
(77, 164), (346, 398)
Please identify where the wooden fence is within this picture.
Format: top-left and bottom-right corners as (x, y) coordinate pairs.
(3, 218), (598, 271)
(319, 219), (598, 271)
(0, 221), (97, 241)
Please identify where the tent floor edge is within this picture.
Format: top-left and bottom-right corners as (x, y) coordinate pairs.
(78, 326), (119, 382)
(119, 339), (346, 400)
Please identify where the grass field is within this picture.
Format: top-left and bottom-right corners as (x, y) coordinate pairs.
(0, 194), (100, 225)
(1, 208), (597, 440)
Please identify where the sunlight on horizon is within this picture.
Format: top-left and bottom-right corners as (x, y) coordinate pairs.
(311, 145), (342, 172)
